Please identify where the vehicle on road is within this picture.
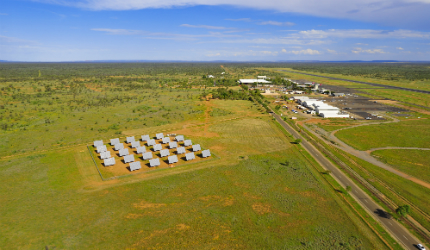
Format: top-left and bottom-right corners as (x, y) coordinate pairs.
(416, 243), (426, 250)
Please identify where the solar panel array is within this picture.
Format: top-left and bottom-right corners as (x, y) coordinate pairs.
(124, 154), (135, 163)
(153, 144), (162, 151)
(142, 152), (153, 160)
(97, 133), (208, 172)
(177, 147), (186, 154)
(119, 148), (129, 156)
(110, 138), (120, 145)
(129, 161), (141, 171)
(156, 133), (164, 139)
(168, 155), (178, 164)
(96, 145), (107, 153)
(150, 158), (160, 167)
(169, 141), (177, 149)
(131, 141), (141, 148)
(162, 137), (170, 144)
(185, 152), (195, 161)
(160, 149), (170, 157)
(114, 143), (124, 151)
(104, 157), (115, 166)
(202, 149), (211, 158)
(100, 151), (111, 159)
(94, 140), (104, 147)
(136, 146), (146, 154)
(192, 144), (201, 152)
(184, 140), (192, 146)
(147, 139), (156, 146)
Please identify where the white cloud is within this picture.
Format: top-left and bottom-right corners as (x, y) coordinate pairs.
(259, 21), (295, 26)
(281, 48), (287, 53)
(351, 48), (386, 54)
(180, 24), (229, 30)
(0, 35), (37, 44)
(291, 48), (321, 55)
(33, 0), (430, 28)
(225, 18), (251, 22)
(206, 52), (221, 57)
(297, 29), (430, 39)
(396, 47), (404, 50)
(326, 49), (337, 54)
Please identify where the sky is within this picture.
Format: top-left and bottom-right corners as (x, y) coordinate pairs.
(1, 0), (430, 61)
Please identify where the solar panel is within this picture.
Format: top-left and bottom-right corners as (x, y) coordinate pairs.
(175, 135), (184, 141)
(160, 149), (170, 157)
(169, 141), (177, 149)
(153, 144), (162, 151)
(124, 154), (135, 163)
(141, 135), (150, 141)
(150, 158), (160, 167)
(185, 152), (195, 161)
(129, 161), (141, 171)
(119, 148), (129, 156)
(168, 155), (178, 164)
(94, 140), (103, 147)
(156, 133), (164, 139)
(126, 136), (135, 143)
(202, 149), (211, 158)
(114, 143), (124, 151)
(176, 147), (186, 154)
(136, 146), (146, 154)
(184, 140), (192, 147)
(147, 139), (156, 146)
(142, 152), (153, 160)
(192, 144), (201, 152)
(96, 145), (107, 153)
(131, 141), (141, 148)
(110, 138), (120, 145)
(104, 157), (115, 166)
(100, 151), (111, 159)
(162, 137), (170, 144)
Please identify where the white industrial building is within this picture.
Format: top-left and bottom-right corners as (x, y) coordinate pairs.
(294, 97), (350, 118)
(238, 79), (271, 84)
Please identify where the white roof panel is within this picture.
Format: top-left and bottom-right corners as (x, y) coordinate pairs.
(176, 147), (186, 154)
(169, 141), (178, 149)
(168, 155), (178, 164)
(119, 148), (129, 156)
(153, 144), (162, 151)
(160, 149), (170, 157)
(114, 143), (124, 151)
(185, 152), (195, 161)
(150, 158), (160, 167)
(131, 141), (141, 148)
(100, 151), (111, 159)
(156, 133), (164, 139)
(175, 135), (184, 141)
(142, 152), (153, 160)
(147, 139), (156, 146)
(202, 149), (211, 158)
(104, 157), (115, 166)
(94, 140), (103, 147)
(136, 146), (146, 154)
(124, 154), (135, 163)
(129, 161), (141, 171)
(141, 135), (150, 141)
(184, 140), (192, 147)
(110, 138), (120, 145)
(96, 145), (107, 153)
(162, 137), (170, 144)
(192, 144), (201, 152)
(126, 136), (135, 143)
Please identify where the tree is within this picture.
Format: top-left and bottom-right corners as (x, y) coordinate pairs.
(346, 186), (352, 193)
(396, 205), (411, 218)
(294, 139), (302, 144)
(275, 105), (281, 111)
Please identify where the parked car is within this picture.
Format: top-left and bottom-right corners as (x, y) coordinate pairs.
(366, 117), (372, 120)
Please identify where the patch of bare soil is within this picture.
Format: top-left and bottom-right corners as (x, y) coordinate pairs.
(304, 118), (331, 124)
(252, 203), (271, 215)
(133, 200), (167, 209)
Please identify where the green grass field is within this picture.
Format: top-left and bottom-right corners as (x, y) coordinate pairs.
(371, 149), (430, 184)
(335, 118), (430, 150)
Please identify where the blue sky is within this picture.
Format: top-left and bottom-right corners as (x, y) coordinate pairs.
(1, 0), (430, 61)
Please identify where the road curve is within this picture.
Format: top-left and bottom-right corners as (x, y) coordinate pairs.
(271, 112), (424, 250)
(280, 70), (430, 94)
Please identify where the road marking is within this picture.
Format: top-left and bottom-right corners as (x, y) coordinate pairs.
(389, 222), (393, 226)
(403, 235), (407, 239)
(364, 199), (368, 203)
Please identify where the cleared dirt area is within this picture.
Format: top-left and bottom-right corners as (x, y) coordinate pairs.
(92, 137), (213, 178)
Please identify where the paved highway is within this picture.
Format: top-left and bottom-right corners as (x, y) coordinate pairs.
(272, 113), (424, 250)
(280, 70), (430, 94)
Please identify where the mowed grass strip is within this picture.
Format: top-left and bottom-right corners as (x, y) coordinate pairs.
(371, 149), (430, 184)
(335, 119), (430, 150)
(0, 150), (382, 249)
